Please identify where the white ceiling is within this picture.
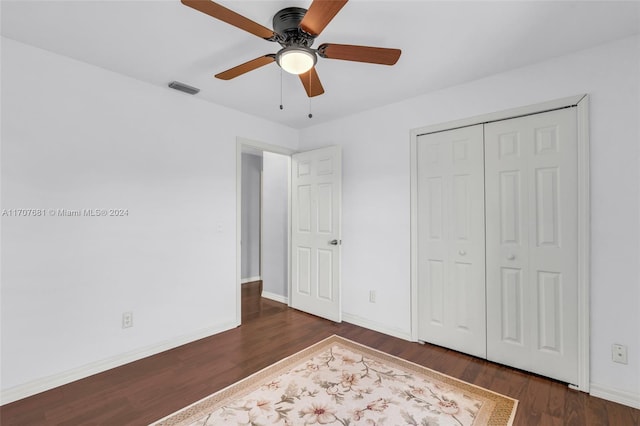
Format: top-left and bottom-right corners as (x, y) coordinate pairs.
(2, 1), (639, 129)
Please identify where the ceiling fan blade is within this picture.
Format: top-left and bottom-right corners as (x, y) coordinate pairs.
(318, 43), (401, 65)
(182, 0), (275, 40)
(299, 0), (348, 37)
(299, 67), (325, 97)
(215, 55), (275, 80)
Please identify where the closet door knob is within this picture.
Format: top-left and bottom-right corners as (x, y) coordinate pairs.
(458, 250), (466, 256)
(507, 254), (516, 260)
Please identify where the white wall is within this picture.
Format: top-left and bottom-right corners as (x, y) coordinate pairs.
(0, 38), (297, 400)
(261, 152), (289, 299)
(241, 153), (262, 280)
(299, 36), (640, 403)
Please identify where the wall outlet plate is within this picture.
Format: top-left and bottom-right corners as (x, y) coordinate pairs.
(612, 344), (628, 364)
(122, 312), (133, 329)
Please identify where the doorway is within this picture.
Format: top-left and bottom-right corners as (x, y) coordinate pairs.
(236, 138), (294, 325)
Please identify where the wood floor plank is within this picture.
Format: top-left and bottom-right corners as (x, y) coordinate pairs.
(1, 282), (639, 425)
(586, 396), (611, 426)
(523, 376), (552, 424)
(546, 380), (566, 418)
(562, 385), (588, 426)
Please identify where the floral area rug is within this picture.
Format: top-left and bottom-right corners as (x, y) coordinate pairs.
(151, 335), (517, 425)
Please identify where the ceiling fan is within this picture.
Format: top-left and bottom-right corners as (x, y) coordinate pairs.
(182, 0), (402, 97)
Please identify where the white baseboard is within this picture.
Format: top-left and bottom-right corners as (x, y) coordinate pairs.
(342, 312), (413, 341)
(0, 321), (237, 405)
(241, 276), (261, 284)
(590, 382), (640, 409)
(262, 291), (288, 304)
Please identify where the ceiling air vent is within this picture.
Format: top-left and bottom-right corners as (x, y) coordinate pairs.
(168, 81), (200, 95)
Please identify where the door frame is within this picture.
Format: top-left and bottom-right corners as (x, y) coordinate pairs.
(409, 94), (590, 392)
(236, 137), (295, 326)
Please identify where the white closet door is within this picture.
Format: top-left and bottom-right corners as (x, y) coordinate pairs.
(485, 108), (578, 384)
(417, 125), (486, 358)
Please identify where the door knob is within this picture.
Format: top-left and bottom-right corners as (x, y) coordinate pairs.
(329, 239), (341, 245)
(507, 254), (516, 260)
(458, 250), (466, 256)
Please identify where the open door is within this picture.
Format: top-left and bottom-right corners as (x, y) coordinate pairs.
(290, 146), (342, 322)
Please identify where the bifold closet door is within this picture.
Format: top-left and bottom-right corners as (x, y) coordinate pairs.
(417, 125), (486, 358)
(485, 108), (578, 385)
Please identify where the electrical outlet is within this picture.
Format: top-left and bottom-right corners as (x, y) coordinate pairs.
(122, 312), (133, 329)
(369, 290), (376, 303)
(612, 344), (627, 364)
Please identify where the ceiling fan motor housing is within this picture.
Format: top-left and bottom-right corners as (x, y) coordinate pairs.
(273, 7), (315, 48)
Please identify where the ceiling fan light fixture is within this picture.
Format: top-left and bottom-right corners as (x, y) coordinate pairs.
(277, 47), (316, 75)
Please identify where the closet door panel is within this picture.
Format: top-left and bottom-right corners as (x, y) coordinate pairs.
(486, 126), (531, 369)
(417, 125), (486, 358)
(485, 108), (578, 385)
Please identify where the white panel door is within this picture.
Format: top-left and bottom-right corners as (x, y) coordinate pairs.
(485, 108), (578, 384)
(291, 146), (342, 322)
(417, 125), (486, 358)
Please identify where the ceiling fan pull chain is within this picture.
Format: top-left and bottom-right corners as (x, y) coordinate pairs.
(279, 69), (284, 110)
(308, 72), (313, 118)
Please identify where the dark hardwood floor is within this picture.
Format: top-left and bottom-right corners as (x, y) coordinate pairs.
(2, 281), (638, 425)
